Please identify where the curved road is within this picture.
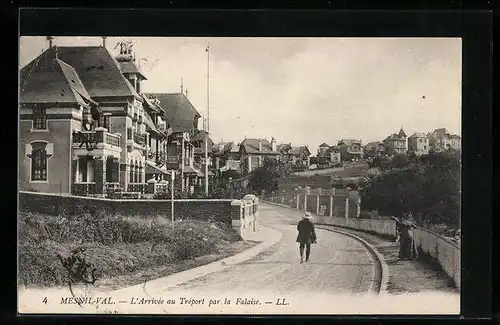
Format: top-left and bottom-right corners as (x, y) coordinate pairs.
(169, 203), (376, 295)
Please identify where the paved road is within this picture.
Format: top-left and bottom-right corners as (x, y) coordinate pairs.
(168, 203), (375, 295)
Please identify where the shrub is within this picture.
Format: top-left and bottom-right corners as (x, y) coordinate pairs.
(359, 210), (379, 219)
(18, 240), (72, 287)
(360, 151), (460, 228)
(18, 212), (242, 287)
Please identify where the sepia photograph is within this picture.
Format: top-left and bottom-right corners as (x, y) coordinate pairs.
(18, 35), (462, 315)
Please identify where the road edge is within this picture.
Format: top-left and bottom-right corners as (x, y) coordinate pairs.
(316, 226), (389, 295)
(111, 225), (283, 295)
(262, 200), (389, 295)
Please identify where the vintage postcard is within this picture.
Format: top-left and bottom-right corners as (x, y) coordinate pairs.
(18, 36), (461, 315)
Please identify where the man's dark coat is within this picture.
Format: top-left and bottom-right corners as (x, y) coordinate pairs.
(296, 219), (317, 245)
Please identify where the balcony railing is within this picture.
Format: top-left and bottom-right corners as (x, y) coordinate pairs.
(72, 132), (97, 146)
(134, 133), (147, 147)
(105, 182), (121, 193)
(148, 151), (166, 164)
(128, 183), (147, 193)
(105, 133), (120, 147)
(155, 182), (169, 194)
(72, 129), (121, 149)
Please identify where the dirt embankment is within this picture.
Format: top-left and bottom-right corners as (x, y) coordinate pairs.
(18, 211), (257, 290)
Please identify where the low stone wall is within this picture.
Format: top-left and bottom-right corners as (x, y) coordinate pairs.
(263, 199), (461, 290)
(19, 191), (232, 224)
(230, 195), (260, 237)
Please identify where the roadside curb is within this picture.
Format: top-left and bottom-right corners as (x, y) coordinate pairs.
(112, 225), (283, 295)
(262, 200), (389, 295)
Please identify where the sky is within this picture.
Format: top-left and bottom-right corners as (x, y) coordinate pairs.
(19, 37), (462, 154)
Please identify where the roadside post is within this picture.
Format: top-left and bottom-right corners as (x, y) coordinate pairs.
(166, 156), (180, 231)
(171, 171), (175, 230)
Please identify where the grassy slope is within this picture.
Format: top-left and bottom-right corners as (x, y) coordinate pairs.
(18, 211), (258, 289)
(278, 163), (370, 193)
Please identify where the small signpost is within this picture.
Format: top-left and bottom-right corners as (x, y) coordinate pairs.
(171, 170), (175, 230)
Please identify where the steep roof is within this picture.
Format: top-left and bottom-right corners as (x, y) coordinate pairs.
(338, 139), (362, 146)
(21, 46), (140, 100)
(213, 141), (240, 155)
(398, 127), (407, 138)
(145, 93), (201, 133)
(240, 138), (279, 154)
(279, 143), (309, 156)
(278, 143), (292, 152)
(365, 141), (384, 150)
(384, 133), (406, 142)
(192, 129), (214, 149)
(319, 142), (330, 148)
(434, 128), (449, 134)
(409, 132), (427, 138)
(20, 49), (93, 107)
(290, 146), (310, 156)
(212, 141), (230, 153)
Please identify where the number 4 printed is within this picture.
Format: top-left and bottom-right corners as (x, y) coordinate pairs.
(42, 297), (47, 304)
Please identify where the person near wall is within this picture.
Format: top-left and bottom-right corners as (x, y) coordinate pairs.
(393, 212), (418, 260)
(296, 212), (317, 263)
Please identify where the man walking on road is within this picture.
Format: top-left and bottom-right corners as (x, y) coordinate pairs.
(296, 212), (317, 263)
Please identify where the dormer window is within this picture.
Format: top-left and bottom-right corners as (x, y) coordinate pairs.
(33, 107), (47, 129)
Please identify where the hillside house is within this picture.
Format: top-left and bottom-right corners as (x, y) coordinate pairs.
(317, 142), (330, 156)
(427, 128), (461, 152)
(145, 92), (207, 193)
(19, 40), (161, 196)
(191, 129), (215, 178)
(408, 132), (429, 155)
(383, 127), (408, 155)
(317, 145), (341, 167)
(212, 141), (241, 173)
(278, 143), (311, 167)
(141, 94), (172, 184)
(364, 141), (385, 158)
(337, 139), (364, 161)
(239, 138), (280, 174)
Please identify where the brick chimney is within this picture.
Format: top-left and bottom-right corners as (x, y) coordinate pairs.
(271, 137), (277, 152)
(258, 139), (262, 152)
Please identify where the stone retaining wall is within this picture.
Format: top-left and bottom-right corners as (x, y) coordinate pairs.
(19, 191), (232, 224)
(263, 199), (461, 290)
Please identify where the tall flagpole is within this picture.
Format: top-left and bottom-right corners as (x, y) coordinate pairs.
(205, 43), (210, 195)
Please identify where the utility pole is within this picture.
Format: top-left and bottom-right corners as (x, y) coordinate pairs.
(205, 43), (211, 195)
(171, 170), (175, 230)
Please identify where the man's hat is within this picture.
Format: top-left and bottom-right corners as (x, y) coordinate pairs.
(303, 212), (312, 219)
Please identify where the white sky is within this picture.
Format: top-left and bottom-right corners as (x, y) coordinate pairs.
(19, 37), (462, 154)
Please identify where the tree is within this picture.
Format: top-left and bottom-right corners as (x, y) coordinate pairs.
(247, 158), (279, 194)
(360, 151), (460, 228)
(389, 154), (409, 169)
